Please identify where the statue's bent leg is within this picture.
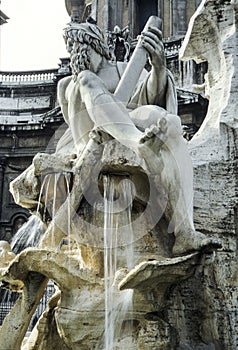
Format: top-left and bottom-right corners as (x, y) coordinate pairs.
(132, 106), (221, 255)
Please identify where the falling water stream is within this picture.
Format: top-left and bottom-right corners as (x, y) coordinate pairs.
(2, 172), (71, 330)
(178, 59), (194, 90)
(11, 215), (45, 253)
(11, 172), (71, 252)
(4, 171), (136, 346)
(103, 174), (135, 349)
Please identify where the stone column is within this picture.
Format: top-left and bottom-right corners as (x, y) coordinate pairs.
(108, 0), (122, 30)
(0, 157), (6, 239)
(0, 157), (6, 221)
(128, 0), (137, 37)
(162, 0), (171, 37)
(96, 0), (109, 30)
(186, 0), (197, 27)
(91, 0), (98, 21)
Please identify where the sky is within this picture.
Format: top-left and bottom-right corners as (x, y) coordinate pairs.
(0, 0), (69, 71)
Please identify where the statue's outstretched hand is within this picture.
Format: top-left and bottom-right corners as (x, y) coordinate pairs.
(140, 26), (166, 69)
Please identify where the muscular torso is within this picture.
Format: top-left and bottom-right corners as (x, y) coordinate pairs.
(59, 63), (122, 153)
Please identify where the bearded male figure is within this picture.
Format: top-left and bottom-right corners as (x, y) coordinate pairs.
(0, 16), (223, 350)
(53, 19), (220, 255)
(56, 19), (177, 154)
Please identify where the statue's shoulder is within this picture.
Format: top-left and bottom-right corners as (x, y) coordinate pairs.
(58, 75), (72, 90)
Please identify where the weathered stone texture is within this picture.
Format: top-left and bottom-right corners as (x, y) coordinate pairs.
(172, 1), (238, 348)
(1, 1), (238, 349)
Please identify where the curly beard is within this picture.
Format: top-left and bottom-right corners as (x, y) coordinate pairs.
(70, 43), (91, 81)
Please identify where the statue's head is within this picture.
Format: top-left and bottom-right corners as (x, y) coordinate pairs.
(63, 21), (111, 79)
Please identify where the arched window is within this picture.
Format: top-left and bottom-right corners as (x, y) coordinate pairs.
(130, 0), (158, 36)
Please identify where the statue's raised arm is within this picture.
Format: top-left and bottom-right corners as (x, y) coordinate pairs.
(56, 17), (177, 153)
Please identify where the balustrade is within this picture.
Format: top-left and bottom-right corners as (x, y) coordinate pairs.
(164, 37), (183, 58)
(0, 70), (58, 84)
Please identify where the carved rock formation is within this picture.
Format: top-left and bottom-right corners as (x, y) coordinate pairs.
(0, 2), (237, 349)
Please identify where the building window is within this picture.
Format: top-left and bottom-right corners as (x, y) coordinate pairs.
(137, 0), (158, 33)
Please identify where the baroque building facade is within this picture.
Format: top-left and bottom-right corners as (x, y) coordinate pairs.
(0, 0), (206, 241)
(65, 0), (202, 38)
(0, 69), (66, 240)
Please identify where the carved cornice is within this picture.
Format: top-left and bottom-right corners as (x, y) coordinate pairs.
(6, 162), (27, 172)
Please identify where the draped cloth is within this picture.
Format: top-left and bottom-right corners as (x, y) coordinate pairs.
(116, 61), (177, 115)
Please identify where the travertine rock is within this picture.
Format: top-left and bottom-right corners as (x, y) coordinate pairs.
(171, 1), (238, 348)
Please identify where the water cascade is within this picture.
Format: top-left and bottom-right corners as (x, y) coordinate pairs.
(10, 215), (45, 253)
(11, 172), (71, 253)
(178, 59), (194, 90)
(103, 174), (134, 349)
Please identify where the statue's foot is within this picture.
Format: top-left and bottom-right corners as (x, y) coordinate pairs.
(173, 230), (222, 256)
